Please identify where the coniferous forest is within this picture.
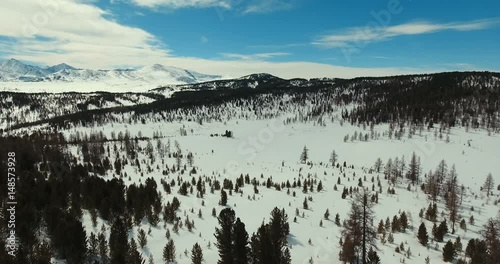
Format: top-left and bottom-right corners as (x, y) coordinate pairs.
(0, 71), (499, 264)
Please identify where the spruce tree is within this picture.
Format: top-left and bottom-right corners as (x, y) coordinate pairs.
(329, 150), (338, 166)
(300, 146), (308, 164)
(418, 222), (428, 246)
(482, 173), (494, 197)
(137, 228), (147, 248)
(366, 247), (381, 264)
(232, 218), (249, 264)
(442, 240), (456, 262)
(191, 243), (203, 264)
(110, 218), (129, 264)
(219, 189), (228, 206)
(163, 239), (176, 264)
(215, 208), (236, 264)
(127, 239), (144, 264)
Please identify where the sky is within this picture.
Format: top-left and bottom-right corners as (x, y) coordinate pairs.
(0, 0), (499, 78)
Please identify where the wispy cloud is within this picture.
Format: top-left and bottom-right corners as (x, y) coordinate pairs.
(243, 0), (295, 14)
(220, 52), (290, 60)
(129, 0), (231, 9)
(200, 36), (208, 44)
(314, 19), (500, 48)
(248, 43), (306, 49)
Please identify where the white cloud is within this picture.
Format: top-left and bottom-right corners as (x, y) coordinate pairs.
(0, 0), (169, 68)
(220, 52), (290, 60)
(0, 0), (488, 81)
(243, 0), (295, 14)
(129, 0), (231, 9)
(158, 56), (439, 79)
(314, 19), (500, 48)
(200, 36), (208, 44)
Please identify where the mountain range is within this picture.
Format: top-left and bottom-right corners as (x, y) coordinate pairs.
(0, 59), (222, 84)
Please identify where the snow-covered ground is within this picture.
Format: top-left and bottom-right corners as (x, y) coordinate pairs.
(57, 118), (499, 264)
(0, 80), (167, 93)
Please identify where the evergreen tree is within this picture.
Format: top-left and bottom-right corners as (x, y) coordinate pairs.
(377, 220), (385, 234)
(110, 218), (129, 264)
(482, 173), (495, 197)
(366, 247), (381, 264)
(215, 208), (236, 264)
(127, 239), (145, 264)
(232, 218), (249, 264)
(268, 207), (290, 264)
(454, 236), (462, 253)
(329, 150), (338, 166)
(399, 211), (408, 232)
(163, 239), (176, 264)
(300, 146), (309, 164)
(98, 232), (109, 264)
(374, 158), (383, 173)
(137, 228), (147, 248)
(446, 165), (459, 234)
(418, 222), (428, 246)
(339, 234), (355, 263)
(219, 189), (228, 206)
(406, 152), (420, 184)
(435, 220), (448, 242)
(483, 218), (500, 263)
(191, 243), (203, 264)
(442, 240), (456, 262)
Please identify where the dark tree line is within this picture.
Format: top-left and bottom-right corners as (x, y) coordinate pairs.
(214, 207), (291, 264)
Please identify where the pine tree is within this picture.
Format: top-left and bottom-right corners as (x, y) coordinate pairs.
(400, 211), (408, 232)
(418, 222), (429, 246)
(341, 189), (376, 263)
(317, 181), (323, 192)
(465, 239), (475, 258)
(459, 219), (467, 232)
(300, 146), (309, 164)
(407, 152), (420, 184)
(374, 158), (383, 173)
(435, 220), (448, 242)
(329, 150), (338, 166)
(482, 173), (495, 197)
(483, 218), (500, 263)
(191, 243), (203, 264)
(377, 220), (385, 234)
(339, 234), (355, 263)
(232, 218), (249, 264)
(392, 215), (400, 232)
(446, 165), (459, 234)
(454, 236), (462, 253)
(215, 208), (236, 264)
(442, 240), (456, 262)
(98, 231), (108, 263)
(219, 189), (228, 206)
(88, 232), (99, 258)
(163, 239), (176, 264)
(110, 218), (129, 264)
(127, 239), (145, 264)
(366, 247), (381, 264)
(335, 213), (340, 226)
(137, 228), (147, 248)
(324, 209), (330, 220)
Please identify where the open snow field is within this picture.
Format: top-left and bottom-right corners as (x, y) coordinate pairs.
(58, 117), (500, 264)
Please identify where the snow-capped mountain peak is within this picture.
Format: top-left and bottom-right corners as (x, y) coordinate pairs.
(0, 59), (222, 86)
(45, 63), (77, 73)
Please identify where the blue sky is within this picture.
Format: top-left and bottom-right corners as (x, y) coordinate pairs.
(0, 0), (499, 78)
